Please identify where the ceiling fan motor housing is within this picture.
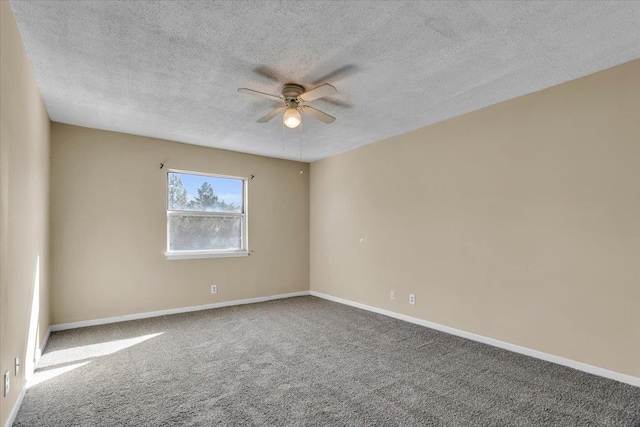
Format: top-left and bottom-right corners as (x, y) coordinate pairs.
(281, 83), (305, 100)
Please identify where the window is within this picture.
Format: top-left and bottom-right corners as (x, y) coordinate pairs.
(166, 170), (248, 259)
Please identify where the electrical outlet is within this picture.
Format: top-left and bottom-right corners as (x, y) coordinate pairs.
(390, 291), (395, 300)
(409, 294), (415, 305)
(4, 371), (9, 397)
(15, 357), (20, 376)
(210, 285), (217, 294)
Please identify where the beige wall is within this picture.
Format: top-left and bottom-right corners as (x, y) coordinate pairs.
(50, 124), (309, 324)
(310, 60), (640, 378)
(0, 1), (51, 425)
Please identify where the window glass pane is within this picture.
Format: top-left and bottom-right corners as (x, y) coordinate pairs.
(169, 215), (242, 251)
(168, 172), (243, 213)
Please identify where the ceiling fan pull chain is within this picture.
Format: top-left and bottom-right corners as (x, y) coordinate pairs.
(299, 120), (304, 174)
(282, 117), (285, 151)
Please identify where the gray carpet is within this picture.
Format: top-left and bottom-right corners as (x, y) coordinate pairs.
(14, 296), (640, 426)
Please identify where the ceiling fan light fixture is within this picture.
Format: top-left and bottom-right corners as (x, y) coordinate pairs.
(283, 107), (301, 128)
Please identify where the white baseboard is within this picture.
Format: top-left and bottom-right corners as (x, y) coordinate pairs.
(4, 385), (27, 427)
(35, 326), (52, 364)
(309, 290), (640, 388)
(50, 291), (310, 332)
(5, 326), (52, 427)
(11, 288), (635, 427)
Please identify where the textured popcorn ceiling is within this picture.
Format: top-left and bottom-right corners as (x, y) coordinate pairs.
(10, 1), (640, 162)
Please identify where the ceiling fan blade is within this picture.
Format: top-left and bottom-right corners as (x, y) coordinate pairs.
(257, 106), (286, 123)
(298, 83), (337, 102)
(237, 88), (284, 102)
(301, 105), (336, 124)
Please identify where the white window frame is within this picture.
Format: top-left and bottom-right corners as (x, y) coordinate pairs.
(165, 169), (249, 260)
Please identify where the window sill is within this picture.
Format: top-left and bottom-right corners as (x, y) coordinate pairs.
(165, 251), (250, 260)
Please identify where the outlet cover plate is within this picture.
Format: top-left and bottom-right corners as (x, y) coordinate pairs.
(211, 285), (217, 294)
(409, 294), (415, 305)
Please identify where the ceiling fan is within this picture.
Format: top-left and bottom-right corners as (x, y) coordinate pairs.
(237, 83), (337, 128)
